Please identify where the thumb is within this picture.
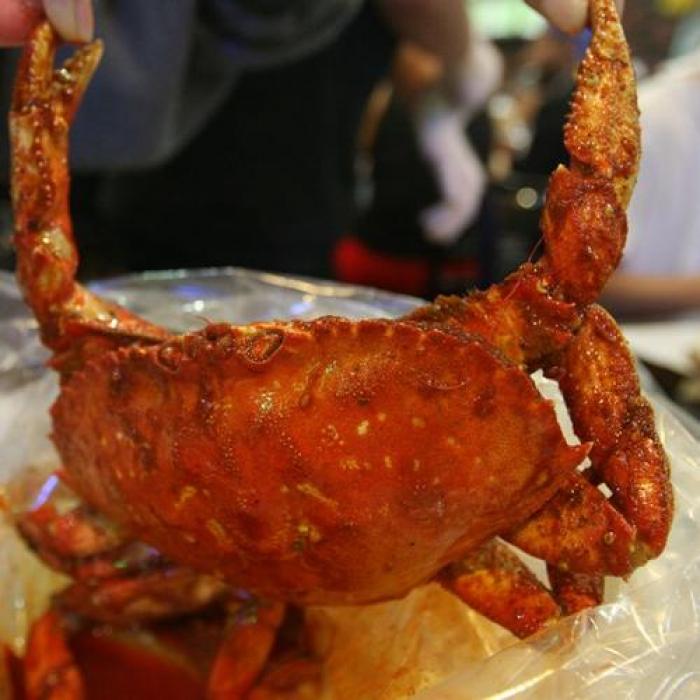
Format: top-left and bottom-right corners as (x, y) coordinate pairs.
(43, 0), (93, 42)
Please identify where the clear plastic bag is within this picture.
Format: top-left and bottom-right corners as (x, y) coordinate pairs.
(1, 268), (698, 699)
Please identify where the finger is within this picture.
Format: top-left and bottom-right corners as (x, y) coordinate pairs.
(0, 0), (43, 46)
(43, 0), (93, 42)
(526, 0), (625, 35)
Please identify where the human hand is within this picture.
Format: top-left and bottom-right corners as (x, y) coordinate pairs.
(416, 109), (487, 246)
(525, 0), (625, 34)
(0, 0), (93, 46)
(412, 33), (501, 246)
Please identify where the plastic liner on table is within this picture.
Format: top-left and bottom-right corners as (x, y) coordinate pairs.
(0, 268), (698, 699)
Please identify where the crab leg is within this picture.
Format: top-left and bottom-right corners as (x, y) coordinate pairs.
(542, 305), (672, 564)
(56, 567), (229, 625)
(439, 539), (561, 638)
(495, 306), (670, 622)
(17, 495), (230, 624)
(546, 568), (604, 616)
(17, 500), (126, 577)
(440, 476), (628, 628)
(247, 657), (322, 700)
(505, 469), (638, 577)
(539, 0), (639, 306)
(504, 306), (672, 578)
(23, 610), (84, 700)
(208, 601), (286, 699)
(11, 23), (168, 377)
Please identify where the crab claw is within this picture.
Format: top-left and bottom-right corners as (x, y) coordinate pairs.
(11, 23), (101, 336)
(11, 23), (168, 378)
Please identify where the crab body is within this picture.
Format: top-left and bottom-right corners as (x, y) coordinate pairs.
(54, 318), (584, 606)
(8, 1), (674, 696)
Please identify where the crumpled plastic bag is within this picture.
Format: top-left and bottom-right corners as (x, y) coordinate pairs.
(1, 268), (699, 699)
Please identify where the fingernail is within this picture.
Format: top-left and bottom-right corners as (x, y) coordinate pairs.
(43, 0), (93, 42)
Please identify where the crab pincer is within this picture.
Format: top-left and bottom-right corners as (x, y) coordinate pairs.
(10, 23), (167, 376)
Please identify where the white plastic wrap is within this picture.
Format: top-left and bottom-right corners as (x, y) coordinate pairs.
(0, 268), (698, 699)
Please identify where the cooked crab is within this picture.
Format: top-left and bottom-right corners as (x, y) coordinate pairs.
(8, 0), (672, 696)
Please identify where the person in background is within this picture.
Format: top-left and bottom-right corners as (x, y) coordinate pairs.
(602, 44), (700, 318)
(333, 34), (501, 298)
(0, 0), (623, 280)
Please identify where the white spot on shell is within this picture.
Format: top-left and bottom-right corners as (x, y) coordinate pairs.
(297, 522), (322, 543)
(296, 482), (338, 508)
(176, 485), (197, 509)
(207, 519), (232, 547)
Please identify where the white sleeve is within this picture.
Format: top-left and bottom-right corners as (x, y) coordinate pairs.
(624, 76), (700, 275)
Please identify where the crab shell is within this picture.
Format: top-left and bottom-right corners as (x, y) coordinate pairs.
(52, 318), (586, 605)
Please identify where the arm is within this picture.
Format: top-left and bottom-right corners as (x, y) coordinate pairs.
(602, 274), (700, 317)
(377, 0), (491, 109)
(378, 0), (469, 72)
(376, 0), (502, 245)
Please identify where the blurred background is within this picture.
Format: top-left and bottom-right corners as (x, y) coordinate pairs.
(1, 0), (700, 412)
